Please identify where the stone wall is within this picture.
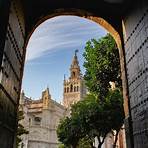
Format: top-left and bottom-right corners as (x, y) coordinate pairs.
(19, 94), (66, 148)
(123, 0), (148, 147)
(0, 0), (25, 147)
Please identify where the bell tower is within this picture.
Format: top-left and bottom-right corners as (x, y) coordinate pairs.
(70, 50), (81, 80)
(63, 50), (87, 108)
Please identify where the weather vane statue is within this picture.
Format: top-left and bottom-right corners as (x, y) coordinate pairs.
(75, 49), (79, 56)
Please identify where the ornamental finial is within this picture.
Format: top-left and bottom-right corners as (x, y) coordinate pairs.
(75, 49), (78, 56)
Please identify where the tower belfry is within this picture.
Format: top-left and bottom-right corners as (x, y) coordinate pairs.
(63, 50), (87, 108)
(70, 50), (81, 80)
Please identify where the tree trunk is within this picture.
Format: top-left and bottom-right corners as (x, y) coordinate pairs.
(97, 136), (106, 148)
(97, 143), (102, 148)
(72, 145), (77, 148)
(113, 130), (119, 148)
(89, 141), (96, 148)
(72, 143), (77, 148)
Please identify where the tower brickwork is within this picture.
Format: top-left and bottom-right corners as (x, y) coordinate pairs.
(63, 50), (87, 108)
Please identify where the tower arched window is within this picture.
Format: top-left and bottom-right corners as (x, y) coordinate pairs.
(77, 86), (79, 92)
(73, 72), (75, 77)
(70, 84), (73, 92)
(74, 86), (76, 92)
(67, 87), (69, 93)
(64, 88), (66, 93)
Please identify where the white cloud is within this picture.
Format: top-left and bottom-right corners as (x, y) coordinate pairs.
(26, 16), (107, 62)
(26, 39), (84, 61)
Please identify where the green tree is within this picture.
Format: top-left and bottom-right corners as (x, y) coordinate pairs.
(57, 116), (83, 148)
(104, 89), (125, 147)
(58, 143), (67, 148)
(57, 34), (125, 148)
(78, 136), (93, 148)
(57, 91), (124, 148)
(57, 97), (98, 148)
(83, 33), (121, 100)
(71, 95), (112, 148)
(83, 33), (124, 147)
(16, 110), (29, 148)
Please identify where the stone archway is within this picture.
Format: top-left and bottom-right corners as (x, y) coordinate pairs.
(0, 0), (148, 148)
(25, 7), (129, 116)
(25, 9), (129, 118)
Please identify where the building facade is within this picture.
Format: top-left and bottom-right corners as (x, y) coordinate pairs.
(19, 88), (66, 148)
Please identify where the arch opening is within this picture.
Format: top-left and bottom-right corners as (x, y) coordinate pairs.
(21, 12), (127, 148)
(24, 10), (127, 117)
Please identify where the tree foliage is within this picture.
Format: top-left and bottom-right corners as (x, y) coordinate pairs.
(83, 33), (121, 100)
(16, 110), (29, 148)
(71, 95), (112, 148)
(57, 33), (125, 148)
(83, 33), (125, 146)
(58, 143), (67, 148)
(105, 89), (124, 131)
(83, 33), (124, 147)
(104, 88), (125, 147)
(57, 90), (124, 148)
(78, 136), (93, 148)
(57, 116), (83, 148)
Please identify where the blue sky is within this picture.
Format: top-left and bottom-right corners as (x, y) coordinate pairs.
(22, 16), (107, 102)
